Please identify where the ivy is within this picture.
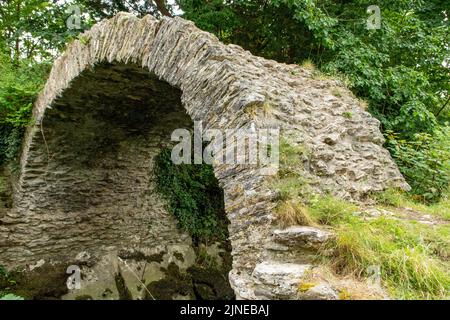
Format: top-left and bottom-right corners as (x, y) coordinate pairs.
(154, 148), (229, 243)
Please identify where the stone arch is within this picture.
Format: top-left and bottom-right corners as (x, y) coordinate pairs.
(0, 13), (408, 299)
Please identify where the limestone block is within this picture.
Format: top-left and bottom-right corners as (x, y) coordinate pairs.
(272, 226), (333, 249)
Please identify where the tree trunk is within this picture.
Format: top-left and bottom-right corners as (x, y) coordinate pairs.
(153, 0), (172, 17)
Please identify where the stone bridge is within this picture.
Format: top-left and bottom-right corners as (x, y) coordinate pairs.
(0, 13), (407, 299)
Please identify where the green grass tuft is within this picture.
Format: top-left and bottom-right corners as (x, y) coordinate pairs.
(275, 200), (317, 227)
(309, 195), (358, 226)
(310, 195), (450, 299)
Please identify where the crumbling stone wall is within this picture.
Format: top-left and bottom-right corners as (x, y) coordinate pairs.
(0, 13), (408, 299)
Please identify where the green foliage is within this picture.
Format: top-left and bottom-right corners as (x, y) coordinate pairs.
(373, 188), (409, 208)
(373, 188), (450, 222)
(273, 138), (311, 201)
(0, 293), (24, 300)
(278, 138), (309, 178)
(386, 128), (450, 202)
(0, 54), (49, 165)
(309, 195), (358, 226)
(0, 266), (17, 298)
(275, 199), (317, 227)
(0, 0), (91, 62)
(342, 111), (353, 119)
(154, 148), (228, 243)
(196, 246), (220, 270)
(0, 0), (446, 200)
(177, 0), (238, 42)
(75, 0), (171, 19)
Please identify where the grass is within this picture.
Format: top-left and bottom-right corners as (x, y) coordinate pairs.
(342, 111), (353, 119)
(357, 98), (369, 110)
(277, 138), (309, 178)
(196, 246), (220, 270)
(275, 200), (316, 227)
(306, 194), (450, 299)
(262, 101), (273, 117)
(331, 88), (343, 98)
(300, 59), (316, 71)
(0, 175), (5, 193)
(271, 138), (312, 202)
(154, 148), (229, 243)
(373, 188), (450, 221)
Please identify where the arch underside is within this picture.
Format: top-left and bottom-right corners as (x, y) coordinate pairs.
(4, 63), (196, 264)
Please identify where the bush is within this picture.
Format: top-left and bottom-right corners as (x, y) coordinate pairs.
(385, 128), (450, 202)
(0, 54), (49, 165)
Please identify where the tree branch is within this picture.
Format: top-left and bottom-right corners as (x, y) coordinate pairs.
(435, 96), (450, 117)
(153, 0), (172, 17)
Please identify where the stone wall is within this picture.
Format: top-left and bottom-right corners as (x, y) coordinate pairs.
(0, 13), (409, 299)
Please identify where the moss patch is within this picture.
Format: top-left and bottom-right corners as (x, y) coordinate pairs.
(0, 264), (69, 300)
(115, 270), (133, 300)
(145, 262), (194, 300)
(118, 250), (165, 264)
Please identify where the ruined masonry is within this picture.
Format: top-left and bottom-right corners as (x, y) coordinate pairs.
(0, 13), (408, 299)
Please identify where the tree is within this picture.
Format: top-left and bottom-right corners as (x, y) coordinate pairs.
(75, 0), (173, 18)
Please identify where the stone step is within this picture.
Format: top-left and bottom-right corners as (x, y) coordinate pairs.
(252, 261), (312, 299)
(297, 281), (339, 300)
(272, 226), (333, 249)
(252, 261), (339, 300)
(253, 261), (311, 283)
